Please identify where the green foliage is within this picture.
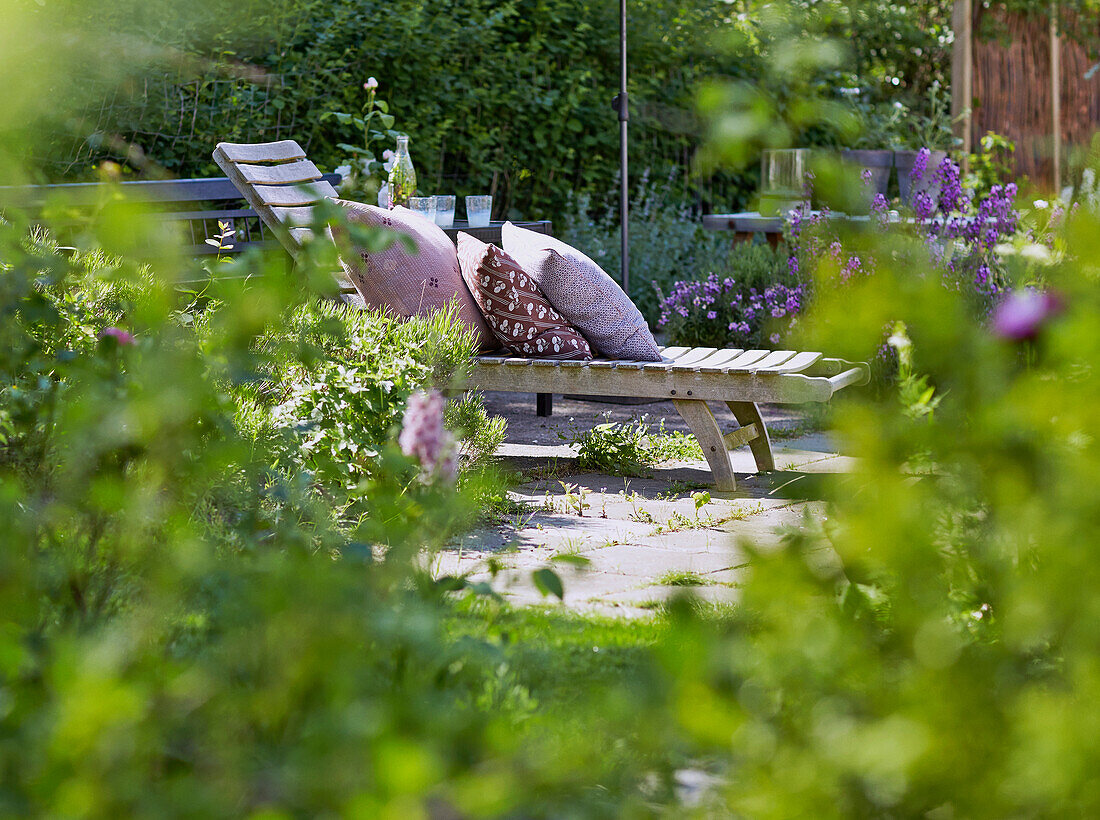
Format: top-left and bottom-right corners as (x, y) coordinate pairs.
(444, 390), (508, 472)
(233, 299), (481, 495)
(320, 80), (401, 203)
(568, 414), (703, 477)
(31, 0), (752, 216)
(697, 0), (954, 172)
(26, 0), (956, 217)
(12, 1), (1100, 815)
(559, 172), (734, 320)
(968, 131), (1019, 199)
(845, 79), (956, 150)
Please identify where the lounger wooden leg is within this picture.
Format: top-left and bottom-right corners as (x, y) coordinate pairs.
(725, 401), (775, 472)
(672, 399), (737, 492)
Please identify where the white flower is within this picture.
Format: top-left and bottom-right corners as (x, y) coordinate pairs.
(364, 77), (378, 90)
(1033, 199), (1049, 210)
(377, 183), (391, 208)
(1020, 243), (1053, 264)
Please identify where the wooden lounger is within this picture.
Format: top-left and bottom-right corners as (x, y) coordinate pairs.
(213, 140), (869, 491)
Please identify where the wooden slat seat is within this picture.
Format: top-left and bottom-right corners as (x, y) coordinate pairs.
(213, 139), (870, 491)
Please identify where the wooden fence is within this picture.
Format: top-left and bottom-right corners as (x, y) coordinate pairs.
(962, 6), (1100, 187)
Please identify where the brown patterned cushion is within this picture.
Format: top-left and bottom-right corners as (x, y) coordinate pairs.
(330, 200), (497, 351)
(457, 233), (592, 360)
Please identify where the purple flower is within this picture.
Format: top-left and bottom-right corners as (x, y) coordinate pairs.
(706, 310), (717, 320)
(398, 389), (457, 481)
(992, 289), (1062, 340)
(99, 327), (134, 346)
(910, 147), (929, 184)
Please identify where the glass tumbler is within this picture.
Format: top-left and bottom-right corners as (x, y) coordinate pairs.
(408, 196), (436, 223)
(465, 195), (492, 228)
(434, 195), (456, 228)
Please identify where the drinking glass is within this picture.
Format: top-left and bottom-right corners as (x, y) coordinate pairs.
(434, 195), (456, 228)
(465, 195), (492, 228)
(408, 196), (436, 222)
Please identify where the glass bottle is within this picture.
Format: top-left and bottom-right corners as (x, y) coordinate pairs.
(387, 135), (417, 208)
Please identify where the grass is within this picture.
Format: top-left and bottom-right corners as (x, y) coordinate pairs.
(658, 570), (713, 587)
(444, 600), (669, 700)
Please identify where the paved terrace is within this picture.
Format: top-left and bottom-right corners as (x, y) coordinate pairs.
(433, 392), (854, 618)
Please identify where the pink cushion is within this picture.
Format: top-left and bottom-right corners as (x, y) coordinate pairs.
(331, 200), (496, 351)
(457, 233), (592, 360)
(501, 222), (661, 361)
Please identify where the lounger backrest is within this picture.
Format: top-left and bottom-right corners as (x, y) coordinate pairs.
(212, 140), (338, 259)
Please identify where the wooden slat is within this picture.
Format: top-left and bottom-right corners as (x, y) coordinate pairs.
(253, 181), (338, 207)
(271, 206), (318, 227)
(722, 423), (760, 450)
(589, 358), (643, 369)
(692, 349), (746, 372)
(670, 347), (720, 371)
(721, 350), (772, 371)
(757, 351), (823, 374)
(237, 159), (322, 186)
(655, 346), (691, 359)
(642, 346), (692, 370)
(744, 350), (799, 372)
(216, 140), (307, 164)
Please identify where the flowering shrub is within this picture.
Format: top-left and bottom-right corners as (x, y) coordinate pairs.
(788, 149), (1022, 318)
(657, 271), (804, 348)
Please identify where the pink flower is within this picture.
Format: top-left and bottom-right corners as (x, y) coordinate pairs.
(398, 390), (457, 481)
(992, 289), (1062, 340)
(364, 77), (378, 90)
(98, 327), (134, 346)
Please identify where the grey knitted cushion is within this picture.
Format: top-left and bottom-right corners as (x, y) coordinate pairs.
(501, 222), (661, 361)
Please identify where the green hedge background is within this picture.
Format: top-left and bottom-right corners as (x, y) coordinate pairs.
(36, 0), (951, 217)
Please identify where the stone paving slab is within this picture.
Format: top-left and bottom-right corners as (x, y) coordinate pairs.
(434, 396), (853, 617)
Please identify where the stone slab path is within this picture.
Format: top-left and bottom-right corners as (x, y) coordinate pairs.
(433, 392), (852, 618)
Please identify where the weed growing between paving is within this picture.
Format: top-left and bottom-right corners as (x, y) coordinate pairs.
(566, 413), (703, 476)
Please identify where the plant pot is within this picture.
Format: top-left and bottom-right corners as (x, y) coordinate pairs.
(895, 150), (948, 205)
(841, 149), (893, 198)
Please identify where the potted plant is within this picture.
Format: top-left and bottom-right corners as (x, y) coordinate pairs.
(840, 95), (907, 198)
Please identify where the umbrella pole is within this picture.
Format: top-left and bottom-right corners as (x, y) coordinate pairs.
(618, 0), (629, 293)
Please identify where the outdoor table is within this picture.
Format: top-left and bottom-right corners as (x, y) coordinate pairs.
(441, 219), (551, 246)
(702, 210), (909, 249)
(702, 211), (788, 249)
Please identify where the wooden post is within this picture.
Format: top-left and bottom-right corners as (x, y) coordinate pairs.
(1051, 2), (1062, 192)
(951, 0), (974, 169)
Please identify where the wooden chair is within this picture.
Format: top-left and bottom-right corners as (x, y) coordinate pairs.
(213, 139), (869, 491)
